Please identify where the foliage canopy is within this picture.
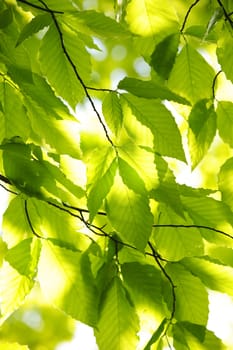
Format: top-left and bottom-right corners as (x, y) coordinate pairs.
(0, 0), (233, 349)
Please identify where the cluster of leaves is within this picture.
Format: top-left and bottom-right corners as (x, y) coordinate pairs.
(0, 0), (233, 349)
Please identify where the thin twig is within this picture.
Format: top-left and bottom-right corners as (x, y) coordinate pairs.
(217, 0), (233, 28)
(37, 0), (115, 148)
(17, 0), (63, 14)
(212, 70), (222, 100)
(0, 183), (18, 195)
(180, 0), (200, 33)
(153, 223), (233, 240)
(148, 241), (176, 322)
(24, 200), (42, 238)
(0, 174), (12, 185)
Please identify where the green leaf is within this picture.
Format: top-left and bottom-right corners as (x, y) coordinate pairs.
(39, 23), (85, 109)
(38, 239), (98, 326)
(173, 322), (226, 350)
(0, 261), (34, 324)
(217, 32), (233, 82)
(182, 257), (233, 295)
(166, 263), (209, 325)
(153, 207), (204, 261)
(64, 10), (129, 37)
(123, 94), (186, 161)
(5, 238), (40, 277)
(125, 0), (179, 37)
(2, 196), (31, 247)
(87, 147), (117, 221)
(181, 195), (233, 243)
(188, 99), (216, 168)
(106, 175), (153, 251)
(118, 143), (159, 191)
(219, 157), (233, 211)
(0, 8), (13, 29)
(143, 318), (167, 350)
(16, 14), (52, 46)
(150, 33), (180, 80)
(217, 101), (233, 148)
(0, 342), (29, 350)
(0, 83), (30, 143)
(95, 276), (139, 350)
(121, 262), (165, 319)
(118, 157), (146, 195)
(168, 44), (215, 104)
(118, 77), (190, 105)
(206, 245), (233, 267)
(102, 92), (123, 136)
(152, 155), (184, 217)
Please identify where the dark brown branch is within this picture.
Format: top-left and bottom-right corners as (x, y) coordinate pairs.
(153, 223), (233, 240)
(86, 86), (117, 93)
(180, 0), (200, 33)
(212, 70), (222, 100)
(17, 0), (63, 14)
(217, 0), (233, 28)
(0, 183), (18, 195)
(148, 241), (176, 322)
(37, 0), (115, 148)
(0, 174), (12, 185)
(62, 202), (107, 216)
(24, 200), (42, 238)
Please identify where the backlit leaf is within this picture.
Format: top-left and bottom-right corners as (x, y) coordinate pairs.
(166, 263), (209, 325)
(123, 94), (186, 161)
(188, 99), (216, 168)
(168, 44), (215, 104)
(125, 0), (179, 37)
(95, 276), (139, 350)
(217, 101), (233, 148)
(106, 175), (153, 251)
(38, 239), (98, 326)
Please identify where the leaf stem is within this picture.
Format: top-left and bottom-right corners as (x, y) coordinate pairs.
(24, 200), (43, 238)
(17, 0), (63, 14)
(180, 0), (200, 33)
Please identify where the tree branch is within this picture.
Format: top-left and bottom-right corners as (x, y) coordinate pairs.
(216, 0), (233, 28)
(36, 0), (115, 148)
(180, 0), (200, 33)
(153, 223), (233, 240)
(212, 70), (222, 100)
(17, 0), (63, 14)
(148, 241), (176, 322)
(24, 200), (42, 238)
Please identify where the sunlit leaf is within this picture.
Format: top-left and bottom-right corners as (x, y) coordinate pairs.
(106, 175), (153, 251)
(168, 44), (215, 104)
(166, 263), (209, 325)
(0, 342), (29, 350)
(0, 83), (30, 143)
(118, 77), (190, 105)
(188, 99), (216, 168)
(0, 260), (34, 324)
(38, 239), (98, 326)
(173, 322), (226, 350)
(123, 94), (186, 161)
(16, 14), (52, 46)
(95, 276), (139, 350)
(39, 23), (85, 108)
(153, 207), (204, 261)
(150, 33), (180, 80)
(125, 0), (179, 37)
(102, 92), (123, 136)
(87, 147), (117, 221)
(121, 262), (165, 319)
(217, 101), (233, 148)
(219, 157), (233, 212)
(182, 256), (233, 296)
